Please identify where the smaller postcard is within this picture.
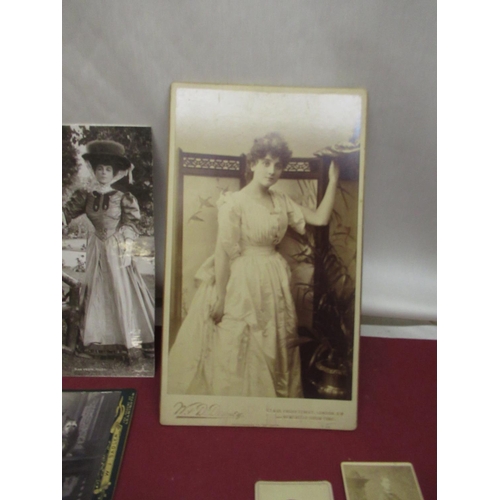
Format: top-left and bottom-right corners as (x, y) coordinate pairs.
(62, 389), (137, 500)
(341, 462), (424, 500)
(255, 481), (334, 500)
(62, 125), (155, 377)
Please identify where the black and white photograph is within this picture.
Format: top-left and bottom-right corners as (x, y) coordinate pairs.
(62, 125), (155, 377)
(161, 83), (366, 429)
(62, 389), (136, 500)
(341, 463), (424, 500)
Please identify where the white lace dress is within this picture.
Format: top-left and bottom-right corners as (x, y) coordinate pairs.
(168, 189), (304, 398)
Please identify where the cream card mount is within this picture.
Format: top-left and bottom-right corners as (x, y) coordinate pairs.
(161, 83), (367, 430)
(255, 481), (334, 500)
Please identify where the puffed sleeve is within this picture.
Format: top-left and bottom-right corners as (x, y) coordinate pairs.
(63, 189), (88, 224)
(282, 192), (306, 235)
(216, 192), (241, 260)
(119, 192), (141, 240)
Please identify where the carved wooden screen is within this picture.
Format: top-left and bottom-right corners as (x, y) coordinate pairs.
(179, 149), (326, 184)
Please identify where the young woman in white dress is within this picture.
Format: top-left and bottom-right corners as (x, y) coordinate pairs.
(168, 133), (339, 397)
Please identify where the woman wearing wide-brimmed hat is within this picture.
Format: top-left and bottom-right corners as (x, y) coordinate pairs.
(63, 140), (154, 360)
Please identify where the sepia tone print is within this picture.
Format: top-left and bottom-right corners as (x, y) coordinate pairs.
(341, 463), (424, 500)
(161, 84), (366, 429)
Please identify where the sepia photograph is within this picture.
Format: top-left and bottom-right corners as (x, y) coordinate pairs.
(62, 125), (155, 377)
(161, 83), (366, 429)
(341, 462), (424, 500)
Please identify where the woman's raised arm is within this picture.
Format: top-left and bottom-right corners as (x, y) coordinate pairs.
(299, 160), (340, 226)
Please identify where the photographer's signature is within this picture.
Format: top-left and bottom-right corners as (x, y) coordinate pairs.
(174, 401), (243, 420)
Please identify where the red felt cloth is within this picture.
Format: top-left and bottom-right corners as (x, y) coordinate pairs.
(63, 334), (437, 500)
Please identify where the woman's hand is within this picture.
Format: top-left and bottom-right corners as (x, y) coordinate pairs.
(210, 296), (225, 324)
(328, 159), (340, 183)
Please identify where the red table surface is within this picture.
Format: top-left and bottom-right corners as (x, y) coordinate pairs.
(63, 334), (437, 500)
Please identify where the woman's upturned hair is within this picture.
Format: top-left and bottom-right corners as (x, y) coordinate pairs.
(247, 132), (293, 168)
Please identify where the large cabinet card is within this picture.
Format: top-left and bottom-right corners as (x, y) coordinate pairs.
(161, 83), (366, 429)
(62, 125), (155, 377)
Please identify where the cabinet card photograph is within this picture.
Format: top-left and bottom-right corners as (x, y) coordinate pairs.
(341, 463), (424, 500)
(62, 125), (155, 377)
(161, 83), (366, 429)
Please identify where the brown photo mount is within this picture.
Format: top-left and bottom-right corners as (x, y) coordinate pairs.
(161, 83), (367, 429)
